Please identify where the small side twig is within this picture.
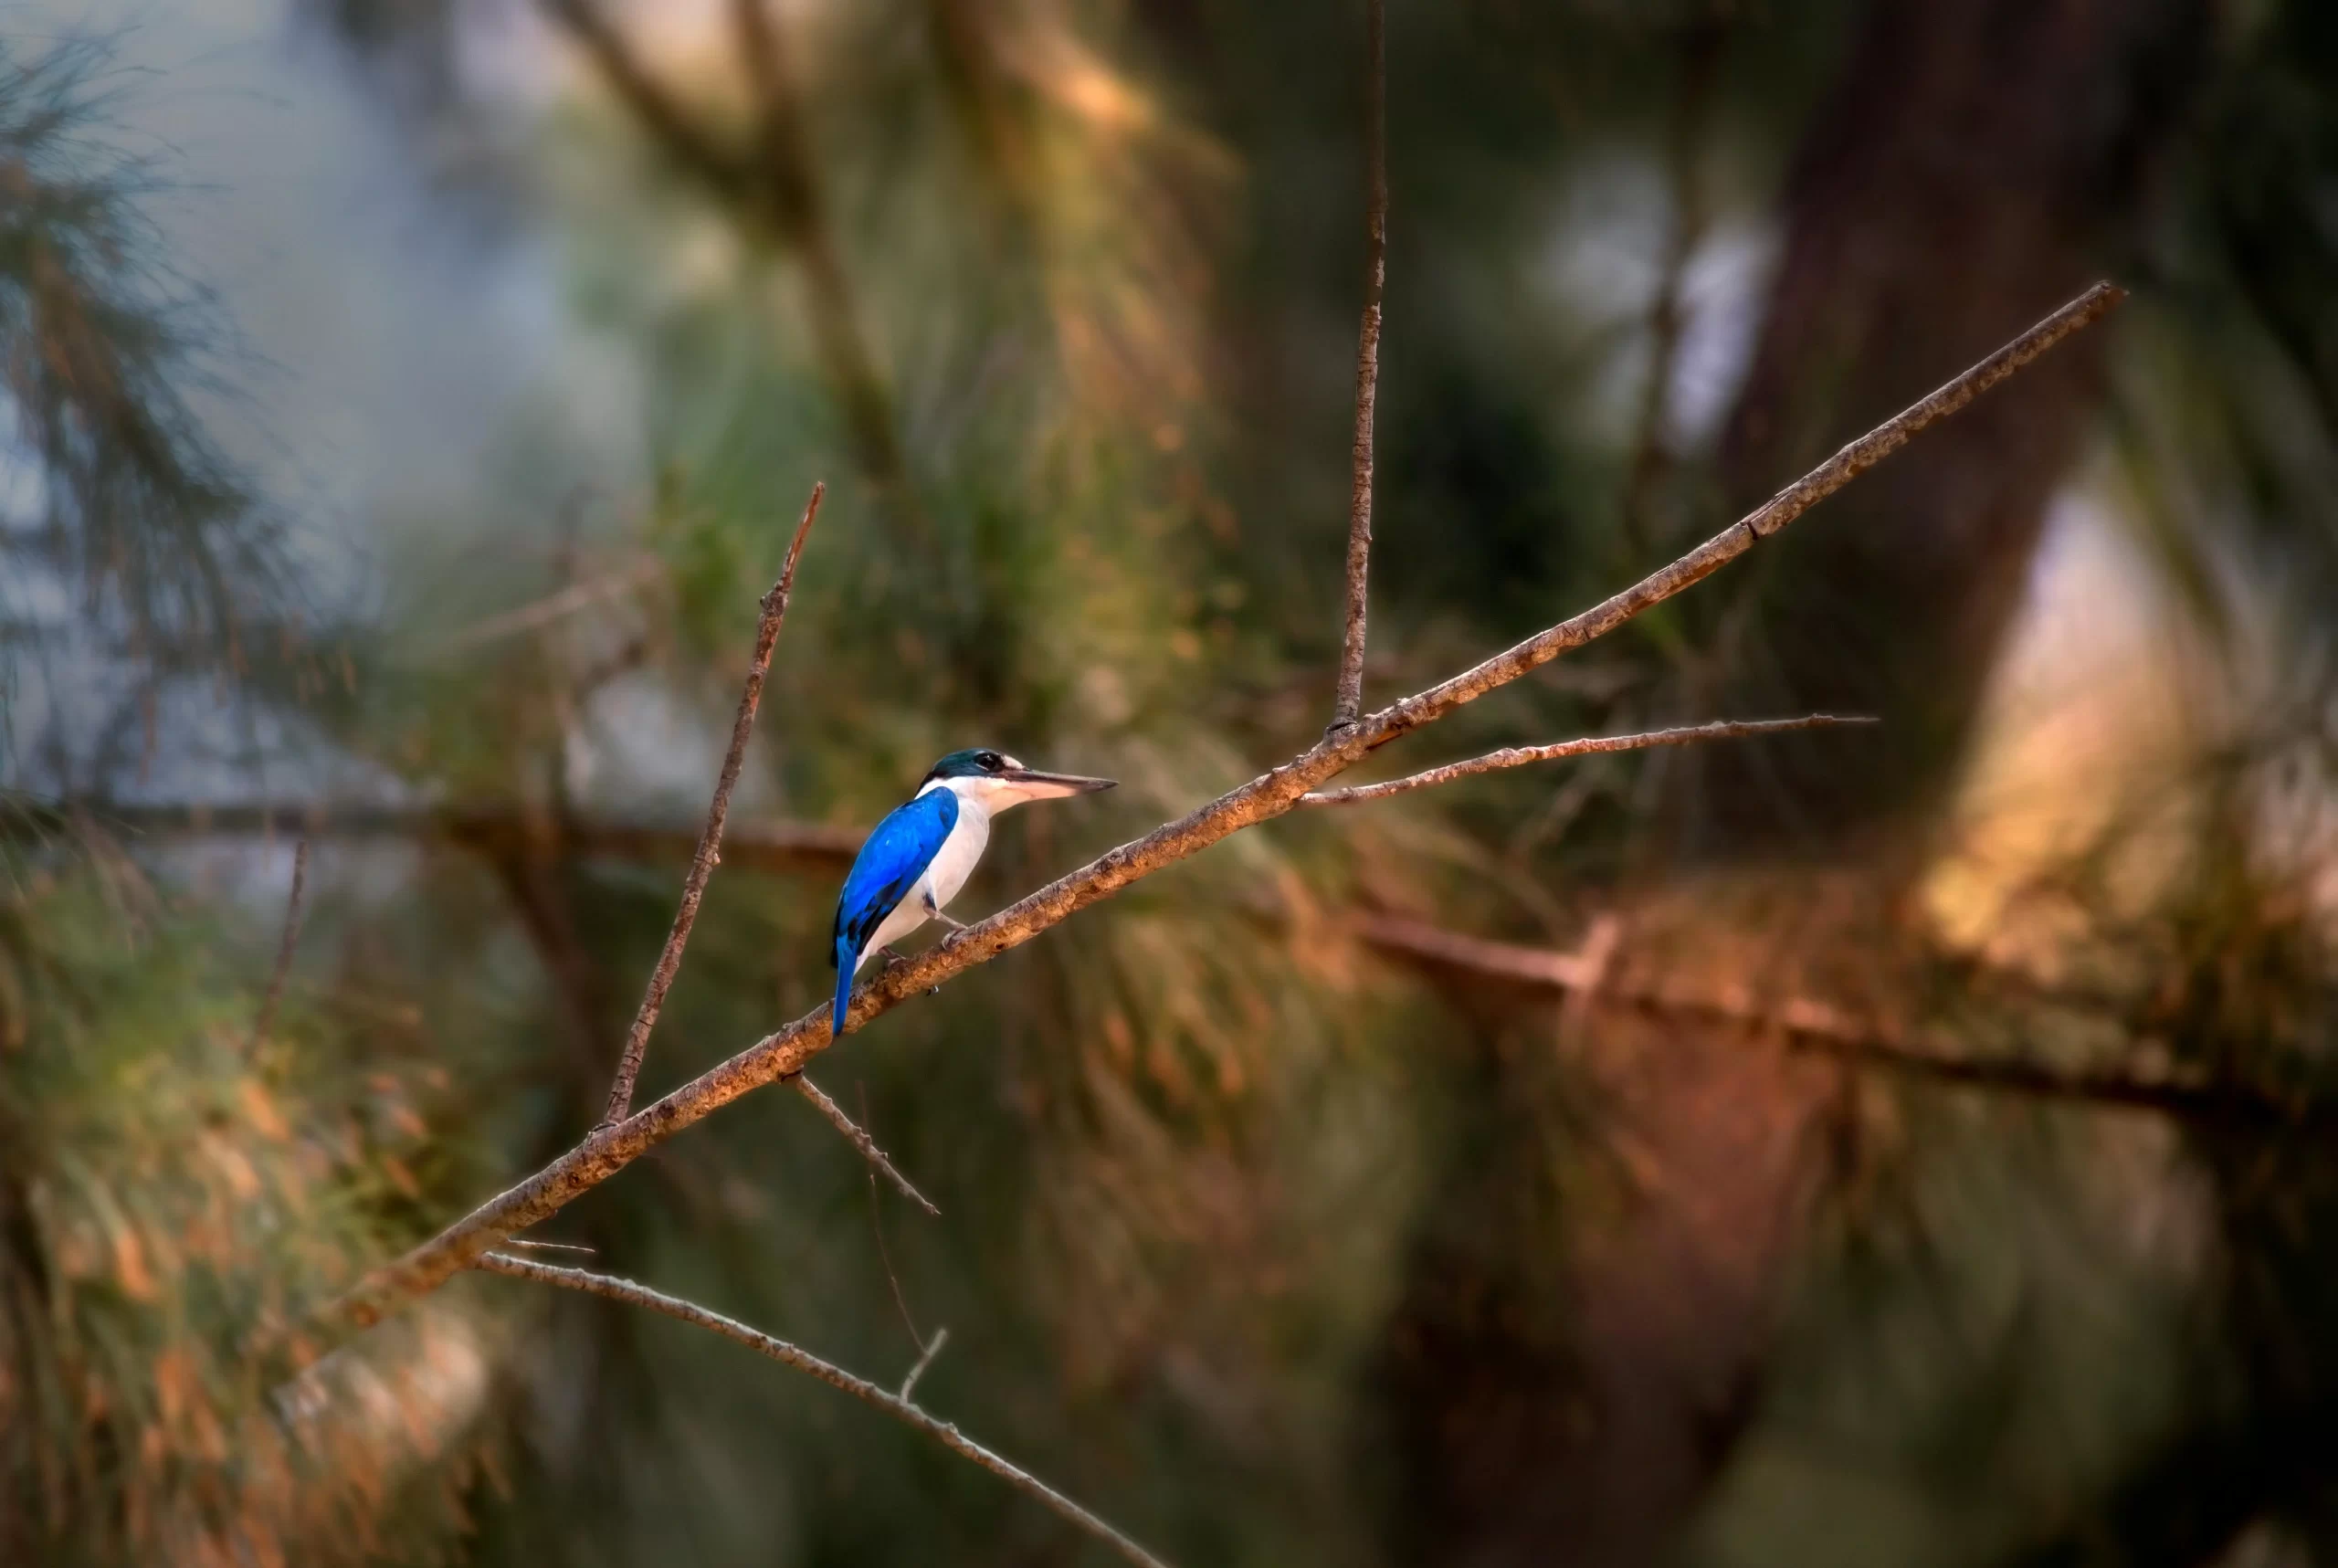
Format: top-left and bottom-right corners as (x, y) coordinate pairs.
(471, 1253), (1173, 1568)
(249, 838), (311, 1051)
(899, 1326), (949, 1404)
(794, 1074), (941, 1217)
(500, 1237), (596, 1257)
(1299, 714), (1873, 806)
(601, 482), (825, 1126)
(1330, 0), (1387, 732)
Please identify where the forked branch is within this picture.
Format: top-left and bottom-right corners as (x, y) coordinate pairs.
(471, 1252), (1173, 1568)
(331, 281), (2125, 1336)
(601, 482), (824, 1126)
(1298, 715), (1874, 806)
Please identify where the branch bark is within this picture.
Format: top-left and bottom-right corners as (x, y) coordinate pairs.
(327, 281), (2125, 1337)
(1356, 914), (2311, 1123)
(601, 482), (823, 1126)
(1331, 0), (1388, 731)
(1298, 715), (1873, 807)
(470, 1252), (1172, 1568)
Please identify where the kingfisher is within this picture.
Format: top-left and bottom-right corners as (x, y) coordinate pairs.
(830, 748), (1116, 1040)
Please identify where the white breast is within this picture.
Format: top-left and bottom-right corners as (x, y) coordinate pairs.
(919, 782), (994, 910)
(854, 779), (994, 968)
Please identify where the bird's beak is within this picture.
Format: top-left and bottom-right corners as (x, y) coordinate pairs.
(998, 767), (1117, 801)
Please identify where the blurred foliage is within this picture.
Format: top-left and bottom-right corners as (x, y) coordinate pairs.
(8, 0), (2338, 1563)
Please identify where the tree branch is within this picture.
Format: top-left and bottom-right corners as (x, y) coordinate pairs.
(79, 800), (861, 876)
(538, 0), (752, 200)
(327, 281), (2125, 1337)
(470, 1252), (1174, 1568)
(1331, 0), (1388, 731)
(248, 838), (310, 1052)
(1355, 914), (2312, 1123)
(536, 0), (917, 524)
(1297, 714), (1873, 806)
(793, 1074), (941, 1217)
(601, 483), (824, 1126)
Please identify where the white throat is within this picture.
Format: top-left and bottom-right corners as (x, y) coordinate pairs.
(918, 773), (1039, 817)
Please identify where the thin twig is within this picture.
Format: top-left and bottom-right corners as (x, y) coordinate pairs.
(601, 482), (825, 1126)
(500, 1237), (596, 1256)
(793, 1074), (941, 1217)
(1331, 0), (1388, 732)
(249, 839), (311, 1052)
(1356, 914), (2309, 1123)
(328, 283), (2123, 1336)
(1299, 715), (1873, 806)
(471, 1253), (1174, 1568)
(861, 1082), (934, 1348)
(899, 1326), (949, 1404)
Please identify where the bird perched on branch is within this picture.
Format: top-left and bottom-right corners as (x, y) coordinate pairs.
(831, 749), (1115, 1040)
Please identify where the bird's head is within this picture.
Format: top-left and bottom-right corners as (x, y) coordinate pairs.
(920, 748), (1117, 812)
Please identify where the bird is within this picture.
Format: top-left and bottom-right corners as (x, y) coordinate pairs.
(831, 748), (1115, 1040)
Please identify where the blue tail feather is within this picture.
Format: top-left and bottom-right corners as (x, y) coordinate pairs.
(831, 935), (858, 1040)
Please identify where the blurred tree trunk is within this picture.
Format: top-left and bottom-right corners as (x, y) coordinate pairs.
(1374, 3), (2209, 1563)
(1664, 0), (2209, 857)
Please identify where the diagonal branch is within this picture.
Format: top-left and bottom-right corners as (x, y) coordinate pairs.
(1298, 714), (1874, 806)
(1355, 921), (2319, 1131)
(539, 0), (751, 200)
(1331, 0), (1388, 731)
(328, 282), (2124, 1337)
(537, 0), (918, 527)
(471, 1252), (1174, 1568)
(601, 482), (824, 1126)
(792, 1074), (940, 1217)
(1355, 914), (2313, 1124)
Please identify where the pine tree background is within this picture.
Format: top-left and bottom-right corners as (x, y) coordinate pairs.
(7, 2), (2338, 1563)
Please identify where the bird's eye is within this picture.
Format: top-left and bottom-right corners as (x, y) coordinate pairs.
(979, 751), (1003, 770)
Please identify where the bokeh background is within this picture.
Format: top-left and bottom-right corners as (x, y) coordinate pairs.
(6, 1), (2338, 1563)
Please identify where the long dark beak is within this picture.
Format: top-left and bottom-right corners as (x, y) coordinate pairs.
(1000, 767), (1117, 800)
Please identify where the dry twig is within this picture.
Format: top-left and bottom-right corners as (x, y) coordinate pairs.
(471, 1252), (1172, 1568)
(1331, 0), (1389, 731)
(600, 484), (824, 1126)
(1298, 715), (1873, 806)
(792, 1073), (941, 1217)
(329, 283), (2126, 1333)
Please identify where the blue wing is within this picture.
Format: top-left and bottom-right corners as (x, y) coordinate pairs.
(829, 788), (958, 1038)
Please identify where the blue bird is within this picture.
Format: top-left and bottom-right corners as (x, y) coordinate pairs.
(831, 749), (1115, 1039)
